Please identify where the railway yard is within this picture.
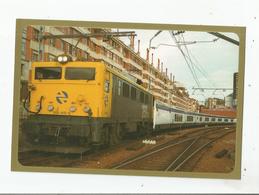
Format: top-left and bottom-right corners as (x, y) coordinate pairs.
(19, 125), (236, 173)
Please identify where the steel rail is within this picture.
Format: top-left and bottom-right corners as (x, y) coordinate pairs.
(113, 126), (233, 169)
(172, 129), (235, 171)
(112, 137), (195, 169)
(164, 136), (201, 171)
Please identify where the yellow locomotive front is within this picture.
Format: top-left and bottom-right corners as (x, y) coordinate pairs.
(28, 58), (112, 118)
(23, 56), (113, 149)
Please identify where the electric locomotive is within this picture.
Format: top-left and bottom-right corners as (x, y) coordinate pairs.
(22, 55), (153, 151)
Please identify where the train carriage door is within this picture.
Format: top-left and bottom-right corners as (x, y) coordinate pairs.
(103, 70), (112, 117)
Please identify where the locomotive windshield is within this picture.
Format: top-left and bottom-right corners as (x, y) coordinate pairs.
(65, 67), (95, 80)
(35, 67), (62, 80)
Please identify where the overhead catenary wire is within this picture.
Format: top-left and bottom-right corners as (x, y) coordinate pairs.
(179, 34), (217, 88)
(169, 31), (201, 88)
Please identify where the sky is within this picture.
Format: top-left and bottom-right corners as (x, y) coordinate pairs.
(115, 29), (239, 104)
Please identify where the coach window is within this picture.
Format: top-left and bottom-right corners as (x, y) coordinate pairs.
(118, 80), (122, 95)
(205, 117), (209, 122)
(187, 116), (193, 121)
(175, 114), (183, 122)
(131, 87), (137, 100)
(212, 118), (216, 122)
(140, 92), (144, 103)
(123, 82), (130, 97)
(200, 117), (202, 121)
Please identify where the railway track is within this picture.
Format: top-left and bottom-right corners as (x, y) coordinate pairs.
(18, 125), (235, 168)
(112, 126), (235, 171)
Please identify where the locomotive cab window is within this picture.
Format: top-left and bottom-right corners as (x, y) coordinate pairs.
(35, 67), (62, 80)
(65, 67), (95, 80)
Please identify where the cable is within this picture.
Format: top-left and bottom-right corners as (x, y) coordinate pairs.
(169, 31), (201, 88)
(179, 33), (216, 88)
(23, 91), (43, 114)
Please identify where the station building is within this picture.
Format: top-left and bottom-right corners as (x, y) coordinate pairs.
(20, 25), (199, 114)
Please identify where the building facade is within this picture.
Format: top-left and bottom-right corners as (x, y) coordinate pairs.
(205, 97), (225, 109)
(20, 25), (198, 112)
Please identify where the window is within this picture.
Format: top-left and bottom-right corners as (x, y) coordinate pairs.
(118, 80), (122, 95)
(21, 38), (26, 57)
(205, 117), (209, 121)
(68, 44), (73, 55)
(218, 118), (222, 122)
(187, 116), (193, 121)
(32, 50), (39, 61)
(33, 28), (39, 41)
(60, 41), (64, 51)
(131, 87), (136, 100)
(65, 68), (95, 80)
(123, 83), (130, 97)
(200, 117), (202, 121)
(140, 92), (144, 103)
(35, 67), (61, 80)
(211, 118), (216, 122)
(48, 54), (56, 61)
(104, 80), (110, 93)
(49, 39), (56, 47)
(175, 114), (183, 122)
(224, 119), (228, 122)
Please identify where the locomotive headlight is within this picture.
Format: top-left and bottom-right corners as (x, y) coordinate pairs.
(57, 55), (69, 64)
(47, 105), (54, 111)
(57, 56), (63, 63)
(69, 106), (77, 112)
(62, 56), (68, 62)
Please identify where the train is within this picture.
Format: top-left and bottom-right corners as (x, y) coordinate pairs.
(22, 54), (235, 152)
